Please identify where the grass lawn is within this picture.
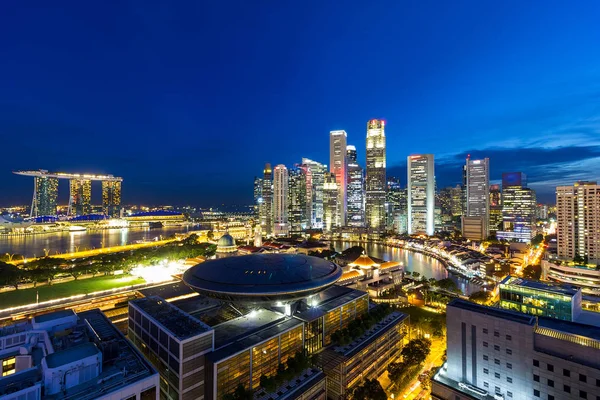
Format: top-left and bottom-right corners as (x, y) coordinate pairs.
(398, 305), (446, 324)
(0, 275), (146, 309)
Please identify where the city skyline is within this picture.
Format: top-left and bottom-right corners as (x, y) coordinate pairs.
(2, 2), (600, 206)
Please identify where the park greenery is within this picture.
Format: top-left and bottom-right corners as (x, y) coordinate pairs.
(330, 304), (392, 346)
(399, 306), (445, 338)
(259, 351), (313, 393)
(468, 290), (492, 305)
(351, 378), (387, 400)
(522, 264), (542, 280)
(0, 235), (215, 290)
(388, 338), (432, 393)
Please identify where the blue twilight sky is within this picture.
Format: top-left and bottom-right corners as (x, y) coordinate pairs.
(1, 1), (600, 207)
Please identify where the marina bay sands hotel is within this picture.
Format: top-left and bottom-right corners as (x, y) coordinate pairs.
(14, 169), (123, 218)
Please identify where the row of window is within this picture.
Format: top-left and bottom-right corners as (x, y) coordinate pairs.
(481, 382), (513, 398)
(533, 359), (600, 385)
(533, 388), (600, 399)
(482, 327), (511, 341)
(482, 342), (512, 355)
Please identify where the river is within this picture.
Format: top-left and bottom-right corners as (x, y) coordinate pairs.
(0, 226), (196, 258)
(332, 241), (479, 295)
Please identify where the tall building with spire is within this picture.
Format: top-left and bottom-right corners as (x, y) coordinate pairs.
(330, 130), (347, 227)
(346, 145), (364, 227)
(365, 119), (386, 233)
(273, 164), (289, 236)
(260, 163), (273, 236)
(407, 154), (435, 235)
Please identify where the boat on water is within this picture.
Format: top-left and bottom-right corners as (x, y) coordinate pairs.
(68, 225), (87, 232)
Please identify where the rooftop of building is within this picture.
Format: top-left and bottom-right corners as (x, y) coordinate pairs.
(348, 254), (379, 268)
(537, 316), (600, 341)
(294, 285), (367, 322)
(33, 309), (75, 324)
(183, 254), (342, 304)
(0, 309), (156, 400)
(254, 368), (325, 400)
(137, 280), (195, 300)
(131, 296), (212, 340)
(448, 299), (537, 326)
(217, 233), (235, 247)
(207, 310), (303, 363)
(127, 210), (184, 217)
(499, 275), (580, 296)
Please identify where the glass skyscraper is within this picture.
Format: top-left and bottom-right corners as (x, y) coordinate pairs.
(346, 145), (364, 227)
(260, 163), (273, 235)
(365, 119), (386, 233)
(302, 158), (326, 229)
(330, 130), (347, 227)
(288, 165), (309, 233)
(407, 154), (435, 235)
(272, 164), (289, 236)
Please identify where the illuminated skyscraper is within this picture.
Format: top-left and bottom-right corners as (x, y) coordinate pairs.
(497, 172), (536, 242)
(273, 164), (289, 236)
(69, 179), (92, 216)
(386, 177), (402, 230)
(407, 154), (435, 235)
(330, 130), (347, 226)
(463, 157), (490, 240)
(102, 180), (122, 217)
(288, 165), (308, 233)
(323, 172), (339, 233)
(450, 184), (463, 217)
(346, 145), (364, 227)
(557, 182), (600, 264)
(365, 119), (386, 232)
(253, 176), (263, 219)
(260, 163), (273, 235)
(302, 158), (326, 229)
(489, 184), (502, 234)
(32, 176), (59, 217)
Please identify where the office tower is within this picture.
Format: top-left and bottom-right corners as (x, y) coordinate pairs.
(346, 145), (365, 227)
(450, 184), (463, 217)
(273, 164), (289, 236)
(288, 165), (308, 233)
(462, 157), (490, 240)
(302, 158), (326, 229)
(102, 180), (122, 217)
(69, 178), (91, 216)
(365, 119), (386, 232)
(330, 130), (347, 226)
(323, 172), (339, 233)
(437, 187), (454, 223)
(432, 299), (600, 400)
(385, 177), (402, 230)
(260, 163), (273, 235)
(489, 184), (503, 234)
(32, 176), (59, 217)
(407, 154), (435, 235)
(536, 204), (549, 220)
(557, 181), (600, 264)
(497, 172), (536, 242)
(253, 176), (263, 218)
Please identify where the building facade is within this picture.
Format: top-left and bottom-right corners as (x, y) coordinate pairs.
(323, 172), (339, 233)
(407, 154), (435, 235)
(101, 180), (122, 217)
(69, 178), (92, 216)
(302, 158), (326, 229)
(489, 184), (502, 235)
(497, 172), (536, 242)
(365, 119), (386, 233)
(33, 176), (59, 217)
(330, 130), (347, 227)
(288, 165), (309, 233)
(556, 181), (600, 264)
(346, 145), (365, 227)
(261, 163), (273, 236)
(464, 157), (490, 240)
(253, 176), (263, 219)
(432, 299), (600, 400)
(273, 164), (289, 236)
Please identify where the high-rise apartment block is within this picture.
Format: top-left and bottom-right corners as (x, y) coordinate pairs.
(462, 157), (490, 240)
(346, 145), (365, 227)
(260, 163), (273, 236)
(302, 158), (326, 229)
(497, 172), (536, 242)
(407, 154), (435, 235)
(329, 130), (347, 227)
(365, 119), (386, 233)
(288, 165), (309, 233)
(273, 164), (289, 236)
(556, 181), (600, 264)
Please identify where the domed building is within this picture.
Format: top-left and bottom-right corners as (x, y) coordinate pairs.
(216, 232), (237, 258)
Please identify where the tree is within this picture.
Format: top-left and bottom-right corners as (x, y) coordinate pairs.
(401, 338), (431, 365)
(411, 271), (420, 279)
(522, 264), (542, 280)
(351, 379), (387, 400)
(468, 290), (491, 304)
(207, 231), (215, 241)
(0, 262), (22, 289)
(435, 278), (459, 293)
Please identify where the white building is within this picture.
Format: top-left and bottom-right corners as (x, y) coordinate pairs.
(330, 130), (347, 227)
(432, 299), (600, 400)
(407, 154), (435, 235)
(273, 164), (289, 236)
(464, 157), (490, 240)
(0, 309), (158, 400)
(556, 181), (600, 264)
